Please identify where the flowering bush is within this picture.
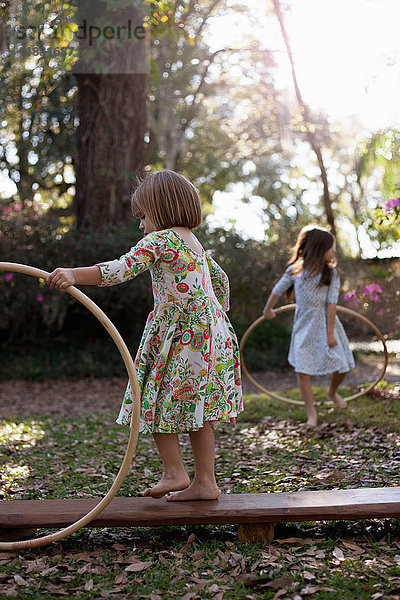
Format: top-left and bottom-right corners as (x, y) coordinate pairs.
(0, 203), (150, 344)
(344, 274), (399, 336)
(344, 283), (383, 307)
(385, 197), (400, 219)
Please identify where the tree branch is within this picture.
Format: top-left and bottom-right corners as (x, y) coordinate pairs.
(272, 0), (336, 236)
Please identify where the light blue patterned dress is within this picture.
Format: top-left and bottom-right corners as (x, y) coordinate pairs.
(272, 267), (355, 376)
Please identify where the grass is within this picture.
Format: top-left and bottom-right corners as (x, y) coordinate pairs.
(1, 384), (400, 599)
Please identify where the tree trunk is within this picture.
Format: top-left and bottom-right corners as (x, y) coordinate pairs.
(74, 72), (147, 230)
(73, 0), (148, 230)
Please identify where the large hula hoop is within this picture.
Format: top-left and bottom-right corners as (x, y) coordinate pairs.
(0, 262), (141, 551)
(240, 304), (389, 406)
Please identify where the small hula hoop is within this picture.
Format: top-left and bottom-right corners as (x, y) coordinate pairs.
(240, 304), (389, 406)
(0, 262), (141, 551)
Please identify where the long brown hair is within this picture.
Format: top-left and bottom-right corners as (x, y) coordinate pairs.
(283, 225), (337, 301)
(131, 170), (202, 230)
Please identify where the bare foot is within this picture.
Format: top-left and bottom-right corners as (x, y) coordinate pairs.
(327, 389), (348, 410)
(306, 410), (318, 428)
(143, 473), (190, 499)
(166, 481), (220, 502)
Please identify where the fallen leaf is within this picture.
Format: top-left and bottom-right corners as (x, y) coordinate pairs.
(70, 552), (94, 562)
(333, 547), (345, 561)
(181, 533), (196, 554)
(180, 593), (198, 600)
(272, 590), (287, 600)
(114, 571), (128, 585)
(111, 543), (126, 551)
(14, 575), (28, 586)
(2, 587), (17, 597)
(237, 573), (270, 586)
(77, 564), (91, 575)
(266, 576), (294, 588)
(125, 561), (152, 572)
(301, 585), (320, 595)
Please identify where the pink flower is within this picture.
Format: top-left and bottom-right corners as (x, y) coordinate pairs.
(344, 291), (358, 303)
(348, 299), (359, 307)
(5, 273), (13, 282)
(385, 197), (400, 213)
(363, 284), (382, 296)
(36, 294), (44, 302)
(397, 315), (400, 326)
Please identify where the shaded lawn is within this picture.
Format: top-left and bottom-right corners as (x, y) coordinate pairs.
(1, 385), (400, 599)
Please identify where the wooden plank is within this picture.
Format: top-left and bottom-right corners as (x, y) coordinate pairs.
(1, 487), (400, 530)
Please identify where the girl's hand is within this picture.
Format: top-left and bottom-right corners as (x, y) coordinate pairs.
(327, 334), (338, 348)
(263, 308), (276, 319)
(47, 268), (76, 290)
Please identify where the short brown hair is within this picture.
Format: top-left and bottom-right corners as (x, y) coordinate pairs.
(131, 170), (202, 230)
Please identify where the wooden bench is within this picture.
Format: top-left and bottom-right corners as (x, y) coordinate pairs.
(1, 487), (400, 542)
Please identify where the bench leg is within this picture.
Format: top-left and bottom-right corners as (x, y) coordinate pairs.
(238, 522), (275, 543)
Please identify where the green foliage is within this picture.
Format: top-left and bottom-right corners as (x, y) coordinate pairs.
(0, 203), (150, 345)
(0, 205), (295, 378)
(351, 129), (400, 252)
(0, 0), (77, 205)
(359, 129), (400, 199)
(146, 0), (298, 217)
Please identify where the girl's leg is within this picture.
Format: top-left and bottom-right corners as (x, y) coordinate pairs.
(327, 371), (348, 409)
(143, 432), (190, 498)
(167, 421), (219, 502)
(297, 372), (318, 427)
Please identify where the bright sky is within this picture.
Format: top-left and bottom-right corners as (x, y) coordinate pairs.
(207, 0), (400, 256)
(284, 0), (400, 131)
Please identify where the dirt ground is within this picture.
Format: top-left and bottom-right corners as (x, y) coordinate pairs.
(0, 353), (398, 419)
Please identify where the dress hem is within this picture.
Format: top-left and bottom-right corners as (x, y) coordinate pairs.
(116, 414), (241, 433)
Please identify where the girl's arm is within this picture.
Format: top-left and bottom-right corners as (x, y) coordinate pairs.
(46, 231), (165, 290)
(47, 266), (101, 289)
(206, 254), (230, 311)
(263, 268), (294, 319)
(263, 293), (279, 319)
(326, 303), (338, 348)
(326, 269), (340, 347)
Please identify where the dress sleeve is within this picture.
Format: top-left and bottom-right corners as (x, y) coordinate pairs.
(96, 232), (164, 287)
(326, 269), (340, 303)
(271, 268), (295, 296)
(205, 253), (230, 311)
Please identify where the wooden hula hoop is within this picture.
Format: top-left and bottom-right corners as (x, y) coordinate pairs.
(0, 262), (141, 551)
(240, 304), (389, 406)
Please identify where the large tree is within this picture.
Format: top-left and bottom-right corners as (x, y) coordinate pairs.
(73, 0), (148, 229)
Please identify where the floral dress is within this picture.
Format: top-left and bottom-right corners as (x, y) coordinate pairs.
(97, 229), (243, 433)
(272, 267), (355, 376)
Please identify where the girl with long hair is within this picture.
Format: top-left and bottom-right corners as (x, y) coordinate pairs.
(263, 225), (355, 427)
